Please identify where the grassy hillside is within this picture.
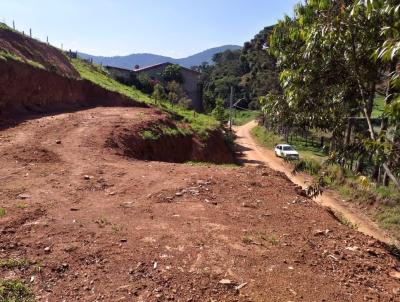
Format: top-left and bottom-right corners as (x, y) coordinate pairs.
(71, 59), (219, 138)
(0, 49), (45, 70)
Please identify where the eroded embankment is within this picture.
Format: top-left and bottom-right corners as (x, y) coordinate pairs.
(0, 26), (79, 78)
(108, 115), (234, 164)
(0, 60), (145, 118)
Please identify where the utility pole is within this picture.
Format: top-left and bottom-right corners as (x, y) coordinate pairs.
(46, 36), (49, 44)
(12, 20), (15, 30)
(229, 86), (234, 131)
(29, 28), (32, 37)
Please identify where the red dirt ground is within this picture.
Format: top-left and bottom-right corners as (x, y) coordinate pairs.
(1, 107), (400, 301)
(0, 60), (142, 118)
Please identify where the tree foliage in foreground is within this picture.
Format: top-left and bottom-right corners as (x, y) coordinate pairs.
(264, 0), (400, 188)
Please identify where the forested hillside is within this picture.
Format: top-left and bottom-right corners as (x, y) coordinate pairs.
(199, 26), (280, 111)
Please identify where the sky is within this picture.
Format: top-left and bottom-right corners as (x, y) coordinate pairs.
(0, 0), (300, 58)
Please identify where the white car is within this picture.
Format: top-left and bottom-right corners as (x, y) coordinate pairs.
(274, 144), (299, 160)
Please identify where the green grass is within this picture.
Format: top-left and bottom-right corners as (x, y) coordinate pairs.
(285, 136), (327, 163)
(333, 210), (359, 229)
(70, 59), (219, 138)
(0, 259), (30, 269)
(0, 22), (19, 34)
(372, 94), (385, 118)
(161, 127), (180, 136)
(0, 22), (8, 30)
(161, 126), (191, 136)
(184, 161), (240, 168)
(0, 50), (45, 70)
(251, 125), (327, 162)
(251, 125), (282, 149)
(231, 110), (260, 126)
(0, 279), (33, 302)
(140, 130), (160, 140)
(376, 205), (400, 233)
(139, 125), (192, 140)
(0, 50), (24, 63)
(0, 208), (5, 218)
(259, 233), (280, 246)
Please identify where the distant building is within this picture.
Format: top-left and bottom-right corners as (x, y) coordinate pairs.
(105, 62), (203, 112)
(105, 66), (133, 83)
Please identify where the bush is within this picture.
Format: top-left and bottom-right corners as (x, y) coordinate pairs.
(324, 164), (346, 185)
(212, 98), (228, 124)
(292, 158), (322, 175)
(152, 83), (166, 103)
(140, 130), (160, 140)
(0, 279), (33, 301)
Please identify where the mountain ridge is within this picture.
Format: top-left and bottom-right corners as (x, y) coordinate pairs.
(78, 45), (241, 69)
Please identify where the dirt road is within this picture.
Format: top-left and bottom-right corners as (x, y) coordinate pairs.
(1, 108), (400, 301)
(234, 120), (395, 245)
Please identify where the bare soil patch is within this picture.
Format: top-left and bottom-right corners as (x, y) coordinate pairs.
(109, 116), (233, 164)
(0, 108), (399, 301)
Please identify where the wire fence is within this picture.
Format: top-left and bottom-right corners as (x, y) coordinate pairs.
(0, 19), (102, 66)
(0, 18), (80, 57)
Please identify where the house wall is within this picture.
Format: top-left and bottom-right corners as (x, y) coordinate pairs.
(105, 66), (132, 83)
(106, 63), (204, 112)
(135, 64), (203, 112)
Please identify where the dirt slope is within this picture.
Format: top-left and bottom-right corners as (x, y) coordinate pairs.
(0, 27), (79, 78)
(1, 107), (399, 301)
(109, 117), (233, 164)
(0, 59), (144, 118)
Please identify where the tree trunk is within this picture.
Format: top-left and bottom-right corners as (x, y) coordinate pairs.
(383, 172), (390, 187)
(362, 108), (400, 190)
(344, 118), (353, 147)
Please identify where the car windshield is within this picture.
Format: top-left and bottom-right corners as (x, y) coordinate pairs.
(283, 146), (294, 151)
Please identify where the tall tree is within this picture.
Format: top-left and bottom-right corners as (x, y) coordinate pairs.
(265, 0), (399, 188)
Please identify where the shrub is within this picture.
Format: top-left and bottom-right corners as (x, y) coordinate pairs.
(0, 258), (30, 269)
(140, 130), (160, 141)
(212, 98), (228, 124)
(324, 164), (346, 185)
(0, 279), (33, 302)
(152, 83), (166, 103)
(292, 158), (322, 175)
